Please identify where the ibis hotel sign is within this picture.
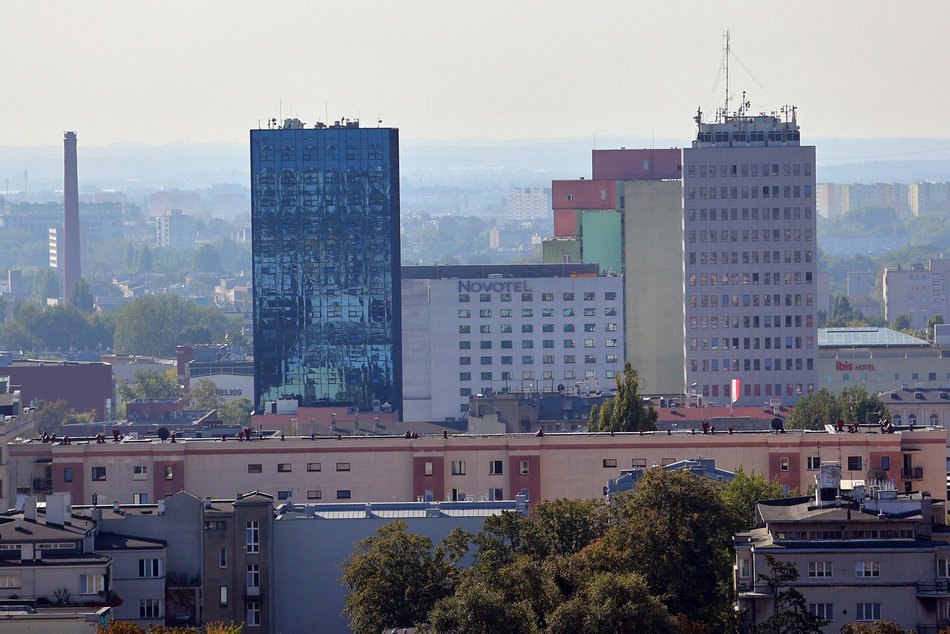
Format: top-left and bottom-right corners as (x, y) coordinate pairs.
(458, 280), (532, 294)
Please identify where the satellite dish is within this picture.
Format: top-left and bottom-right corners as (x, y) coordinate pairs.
(770, 417), (784, 431)
(866, 468), (887, 483)
(157, 427), (170, 441)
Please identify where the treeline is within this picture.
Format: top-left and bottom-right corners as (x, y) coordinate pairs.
(0, 293), (241, 357)
(341, 468), (782, 634)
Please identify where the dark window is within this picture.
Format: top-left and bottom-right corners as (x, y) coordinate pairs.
(337, 490), (351, 499)
(92, 467), (107, 481)
(847, 456), (862, 471)
(247, 464), (262, 474)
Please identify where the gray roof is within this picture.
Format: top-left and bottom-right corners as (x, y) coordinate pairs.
(818, 327), (929, 348)
(95, 532), (166, 551)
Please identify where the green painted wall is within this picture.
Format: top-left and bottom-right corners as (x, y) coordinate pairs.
(581, 211), (622, 274)
(542, 238), (581, 264)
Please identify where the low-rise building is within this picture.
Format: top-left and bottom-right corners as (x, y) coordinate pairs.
(7, 427), (945, 510)
(736, 463), (950, 633)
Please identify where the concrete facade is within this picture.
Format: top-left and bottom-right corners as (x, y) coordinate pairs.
(400, 264), (623, 422)
(683, 113), (818, 406)
(883, 258), (950, 330)
(8, 428), (945, 510)
(623, 179), (686, 395)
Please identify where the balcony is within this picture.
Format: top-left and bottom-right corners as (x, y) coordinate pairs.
(903, 467), (924, 481)
(736, 581), (773, 599)
(917, 581), (950, 597)
(32, 478), (53, 494)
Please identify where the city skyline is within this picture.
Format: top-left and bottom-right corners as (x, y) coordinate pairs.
(5, 2), (950, 146)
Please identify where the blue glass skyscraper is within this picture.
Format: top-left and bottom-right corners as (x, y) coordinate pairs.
(251, 119), (402, 413)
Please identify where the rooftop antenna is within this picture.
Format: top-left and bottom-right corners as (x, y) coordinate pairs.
(723, 29), (731, 117)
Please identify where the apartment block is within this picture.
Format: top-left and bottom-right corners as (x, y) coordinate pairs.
(883, 258), (950, 329)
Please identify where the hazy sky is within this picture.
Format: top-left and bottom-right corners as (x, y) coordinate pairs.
(6, 1), (950, 146)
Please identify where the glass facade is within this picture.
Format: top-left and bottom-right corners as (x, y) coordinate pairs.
(251, 122), (402, 412)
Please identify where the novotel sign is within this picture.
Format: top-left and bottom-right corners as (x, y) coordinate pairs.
(458, 280), (532, 293)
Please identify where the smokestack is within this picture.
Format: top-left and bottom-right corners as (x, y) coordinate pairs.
(63, 131), (81, 304)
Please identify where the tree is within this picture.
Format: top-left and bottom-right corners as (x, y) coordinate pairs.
(751, 554), (826, 634)
(840, 623), (910, 634)
(892, 312), (912, 331)
(587, 362), (657, 432)
(69, 278), (95, 312)
(838, 385), (888, 425)
(218, 397), (253, 426)
(928, 314), (945, 339)
(193, 244), (221, 273)
(32, 267), (61, 303)
(585, 469), (736, 628)
(31, 399), (96, 434)
(189, 378), (223, 410)
(429, 578), (534, 634)
(722, 467), (785, 531)
(113, 295), (229, 356)
(340, 521), (468, 634)
(785, 388), (841, 430)
(547, 572), (679, 634)
(118, 369), (180, 402)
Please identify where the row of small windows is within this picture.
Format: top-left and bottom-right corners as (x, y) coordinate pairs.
(688, 251), (814, 267)
(687, 184), (812, 200)
(689, 293), (814, 308)
(459, 291), (617, 303)
(686, 161), (811, 178)
(460, 322), (619, 334)
(689, 270), (814, 287)
(460, 369), (608, 384)
(247, 462), (345, 473)
(258, 143), (386, 162)
(459, 352), (617, 366)
(461, 338), (618, 349)
(688, 228), (813, 244)
(690, 334), (814, 350)
(690, 313), (815, 329)
(87, 465), (174, 482)
(687, 206), (813, 222)
(691, 383), (814, 398)
(439, 460), (530, 476)
(458, 308), (618, 318)
(690, 357), (815, 373)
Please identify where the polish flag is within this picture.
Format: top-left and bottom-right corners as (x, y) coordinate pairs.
(731, 378), (741, 403)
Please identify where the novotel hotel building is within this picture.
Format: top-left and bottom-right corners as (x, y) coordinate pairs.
(401, 264), (625, 422)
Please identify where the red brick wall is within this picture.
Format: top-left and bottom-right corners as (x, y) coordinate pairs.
(552, 180), (616, 210)
(509, 455), (541, 506)
(413, 456), (445, 502)
(592, 148), (682, 181)
(8, 365), (113, 419)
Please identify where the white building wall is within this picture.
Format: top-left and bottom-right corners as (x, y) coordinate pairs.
(402, 275), (625, 422)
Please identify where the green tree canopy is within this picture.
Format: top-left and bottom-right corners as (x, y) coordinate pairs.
(784, 388), (841, 430)
(340, 521), (468, 634)
(751, 554), (826, 634)
(839, 385), (888, 425)
(218, 397), (253, 426)
(722, 467), (785, 531)
(587, 362), (657, 432)
(892, 312), (912, 331)
(69, 278), (95, 312)
(429, 578), (534, 634)
(118, 368), (180, 402)
(189, 378), (223, 410)
(113, 295), (230, 357)
(31, 399), (96, 434)
(1, 302), (113, 352)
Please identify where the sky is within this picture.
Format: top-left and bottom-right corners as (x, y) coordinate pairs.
(5, 1), (950, 147)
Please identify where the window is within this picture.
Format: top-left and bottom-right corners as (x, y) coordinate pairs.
(247, 601), (262, 627)
(307, 462), (321, 472)
(602, 458), (617, 468)
(277, 490), (291, 500)
(219, 547), (227, 568)
(245, 521), (260, 554)
(133, 465), (148, 480)
(520, 460), (529, 475)
(164, 466), (174, 480)
(0, 575), (21, 588)
(847, 456), (863, 471)
(488, 488), (504, 501)
(247, 564), (260, 592)
(451, 461), (466, 475)
(80, 574), (105, 595)
(855, 561), (880, 577)
(277, 463), (292, 473)
(139, 598), (162, 619)
(307, 490), (322, 500)
(856, 603), (880, 621)
(780, 457), (789, 472)
(808, 561), (832, 578)
(807, 457), (820, 470)
(64, 467), (73, 482)
(219, 585), (228, 607)
(809, 603), (833, 621)
(739, 559), (751, 579)
(92, 467), (107, 481)
(133, 493), (148, 504)
(336, 462), (351, 471)
(204, 520), (226, 530)
(881, 456), (890, 471)
(247, 464), (262, 474)
(337, 490), (352, 499)
(489, 460), (504, 475)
